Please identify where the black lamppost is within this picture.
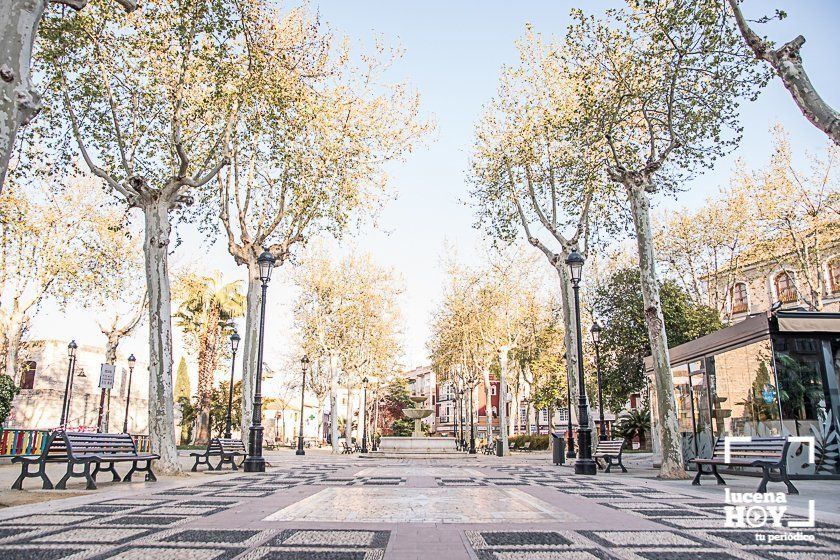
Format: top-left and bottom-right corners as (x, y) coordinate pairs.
(296, 355), (309, 456)
(468, 383), (476, 454)
(224, 331), (241, 439)
(244, 248), (275, 472)
(360, 376), (369, 453)
(565, 374), (576, 458)
(459, 388), (466, 450)
(59, 340), (78, 428)
(591, 321), (607, 441)
(122, 354), (136, 433)
(566, 249), (596, 475)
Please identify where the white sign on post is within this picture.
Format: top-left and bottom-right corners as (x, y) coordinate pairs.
(99, 363), (116, 389)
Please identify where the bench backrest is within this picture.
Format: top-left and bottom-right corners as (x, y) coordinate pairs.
(595, 439), (626, 454)
(216, 438), (246, 453)
(45, 431), (138, 459)
(710, 436), (788, 463)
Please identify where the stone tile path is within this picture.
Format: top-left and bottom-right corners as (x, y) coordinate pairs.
(0, 457), (838, 559)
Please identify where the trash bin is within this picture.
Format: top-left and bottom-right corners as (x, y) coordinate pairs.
(552, 432), (565, 465)
(496, 438), (503, 457)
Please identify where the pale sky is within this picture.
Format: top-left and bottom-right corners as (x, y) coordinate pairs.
(30, 1), (840, 390)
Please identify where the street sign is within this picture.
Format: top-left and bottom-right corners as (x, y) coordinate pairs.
(99, 363), (116, 389)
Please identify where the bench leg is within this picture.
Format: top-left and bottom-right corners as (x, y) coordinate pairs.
(123, 462), (138, 482)
(56, 462), (75, 490)
(92, 462), (122, 483)
(617, 456), (628, 473)
(711, 464), (726, 485)
(144, 461), (157, 482)
(757, 466), (771, 494)
(692, 465), (704, 485)
(11, 461), (51, 490)
(57, 461), (97, 490)
(604, 457), (612, 473)
(780, 465), (798, 495)
(83, 463), (96, 490)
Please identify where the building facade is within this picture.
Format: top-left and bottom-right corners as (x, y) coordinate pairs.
(710, 246), (840, 322)
(6, 339), (149, 434)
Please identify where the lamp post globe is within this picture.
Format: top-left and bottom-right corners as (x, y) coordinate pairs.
(245, 248), (275, 472)
(591, 321), (607, 441)
(360, 376), (369, 453)
(565, 249), (596, 476)
(296, 355), (309, 456)
(224, 331), (241, 439)
(123, 353), (136, 433)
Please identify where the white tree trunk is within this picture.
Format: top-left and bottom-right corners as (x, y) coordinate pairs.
(329, 354), (340, 452)
(0, 0), (45, 192)
(498, 347), (510, 455)
(627, 184), (687, 479)
(2, 318), (24, 380)
(142, 201), (180, 474)
(239, 259), (261, 445)
(344, 386), (354, 443)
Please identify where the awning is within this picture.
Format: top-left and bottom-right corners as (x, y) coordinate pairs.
(776, 311), (840, 333)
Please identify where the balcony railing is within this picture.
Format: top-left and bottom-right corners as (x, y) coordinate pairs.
(731, 302), (748, 314)
(778, 288), (798, 303)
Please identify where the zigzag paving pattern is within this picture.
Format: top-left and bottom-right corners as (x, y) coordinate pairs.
(0, 459), (838, 559)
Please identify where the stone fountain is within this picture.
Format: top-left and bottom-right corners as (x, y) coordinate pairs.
(403, 395), (434, 437)
(372, 394), (459, 457)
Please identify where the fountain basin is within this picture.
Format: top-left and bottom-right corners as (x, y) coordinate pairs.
(376, 436), (459, 455)
(402, 408), (434, 420)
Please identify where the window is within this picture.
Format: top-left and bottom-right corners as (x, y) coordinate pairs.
(731, 282), (749, 314)
(829, 259), (840, 294)
(490, 385), (497, 396)
(540, 409), (549, 423)
(775, 272), (797, 303)
(19, 361), (36, 389)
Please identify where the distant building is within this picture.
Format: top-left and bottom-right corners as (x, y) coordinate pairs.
(707, 243), (840, 322)
(6, 339), (149, 433)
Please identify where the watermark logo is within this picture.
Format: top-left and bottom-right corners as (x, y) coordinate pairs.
(722, 436), (816, 540)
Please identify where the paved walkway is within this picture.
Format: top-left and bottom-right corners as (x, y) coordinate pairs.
(0, 451), (838, 559)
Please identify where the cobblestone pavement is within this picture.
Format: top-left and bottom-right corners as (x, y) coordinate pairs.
(1, 456), (838, 560)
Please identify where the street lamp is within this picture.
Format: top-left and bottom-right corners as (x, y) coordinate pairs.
(591, 321), (607, 441)
(361, 376), (369, 453)
(566, 249), (596, 475)
(459, 388), (466, 450)
(245, 248), (275, 472)
(468, 383), (476, 454)
(224, 331), (241, 439)
(296, 355), (309, 456)
(565, 374), (576, 458)
(59, 340), (78, 428)
(123, 354), (136, 433)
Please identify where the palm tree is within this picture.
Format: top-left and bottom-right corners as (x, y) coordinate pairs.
(175, 272), (245, 446)
(615, 407), (651, 451)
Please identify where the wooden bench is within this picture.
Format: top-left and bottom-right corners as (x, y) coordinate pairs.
(190, 438), (247, 471)
(691, 436), (798, 494)
(341, 441), (354, 454)
(593, 439), (627, 473)
(11, 431), (159, 490)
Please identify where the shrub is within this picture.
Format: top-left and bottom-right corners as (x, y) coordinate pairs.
(509, 434), (549, 450)
(0, 374), (20, 429)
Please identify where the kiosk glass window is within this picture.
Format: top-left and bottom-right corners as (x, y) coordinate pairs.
(706, 339), (781, 436)
(773, 335), (829, 437)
